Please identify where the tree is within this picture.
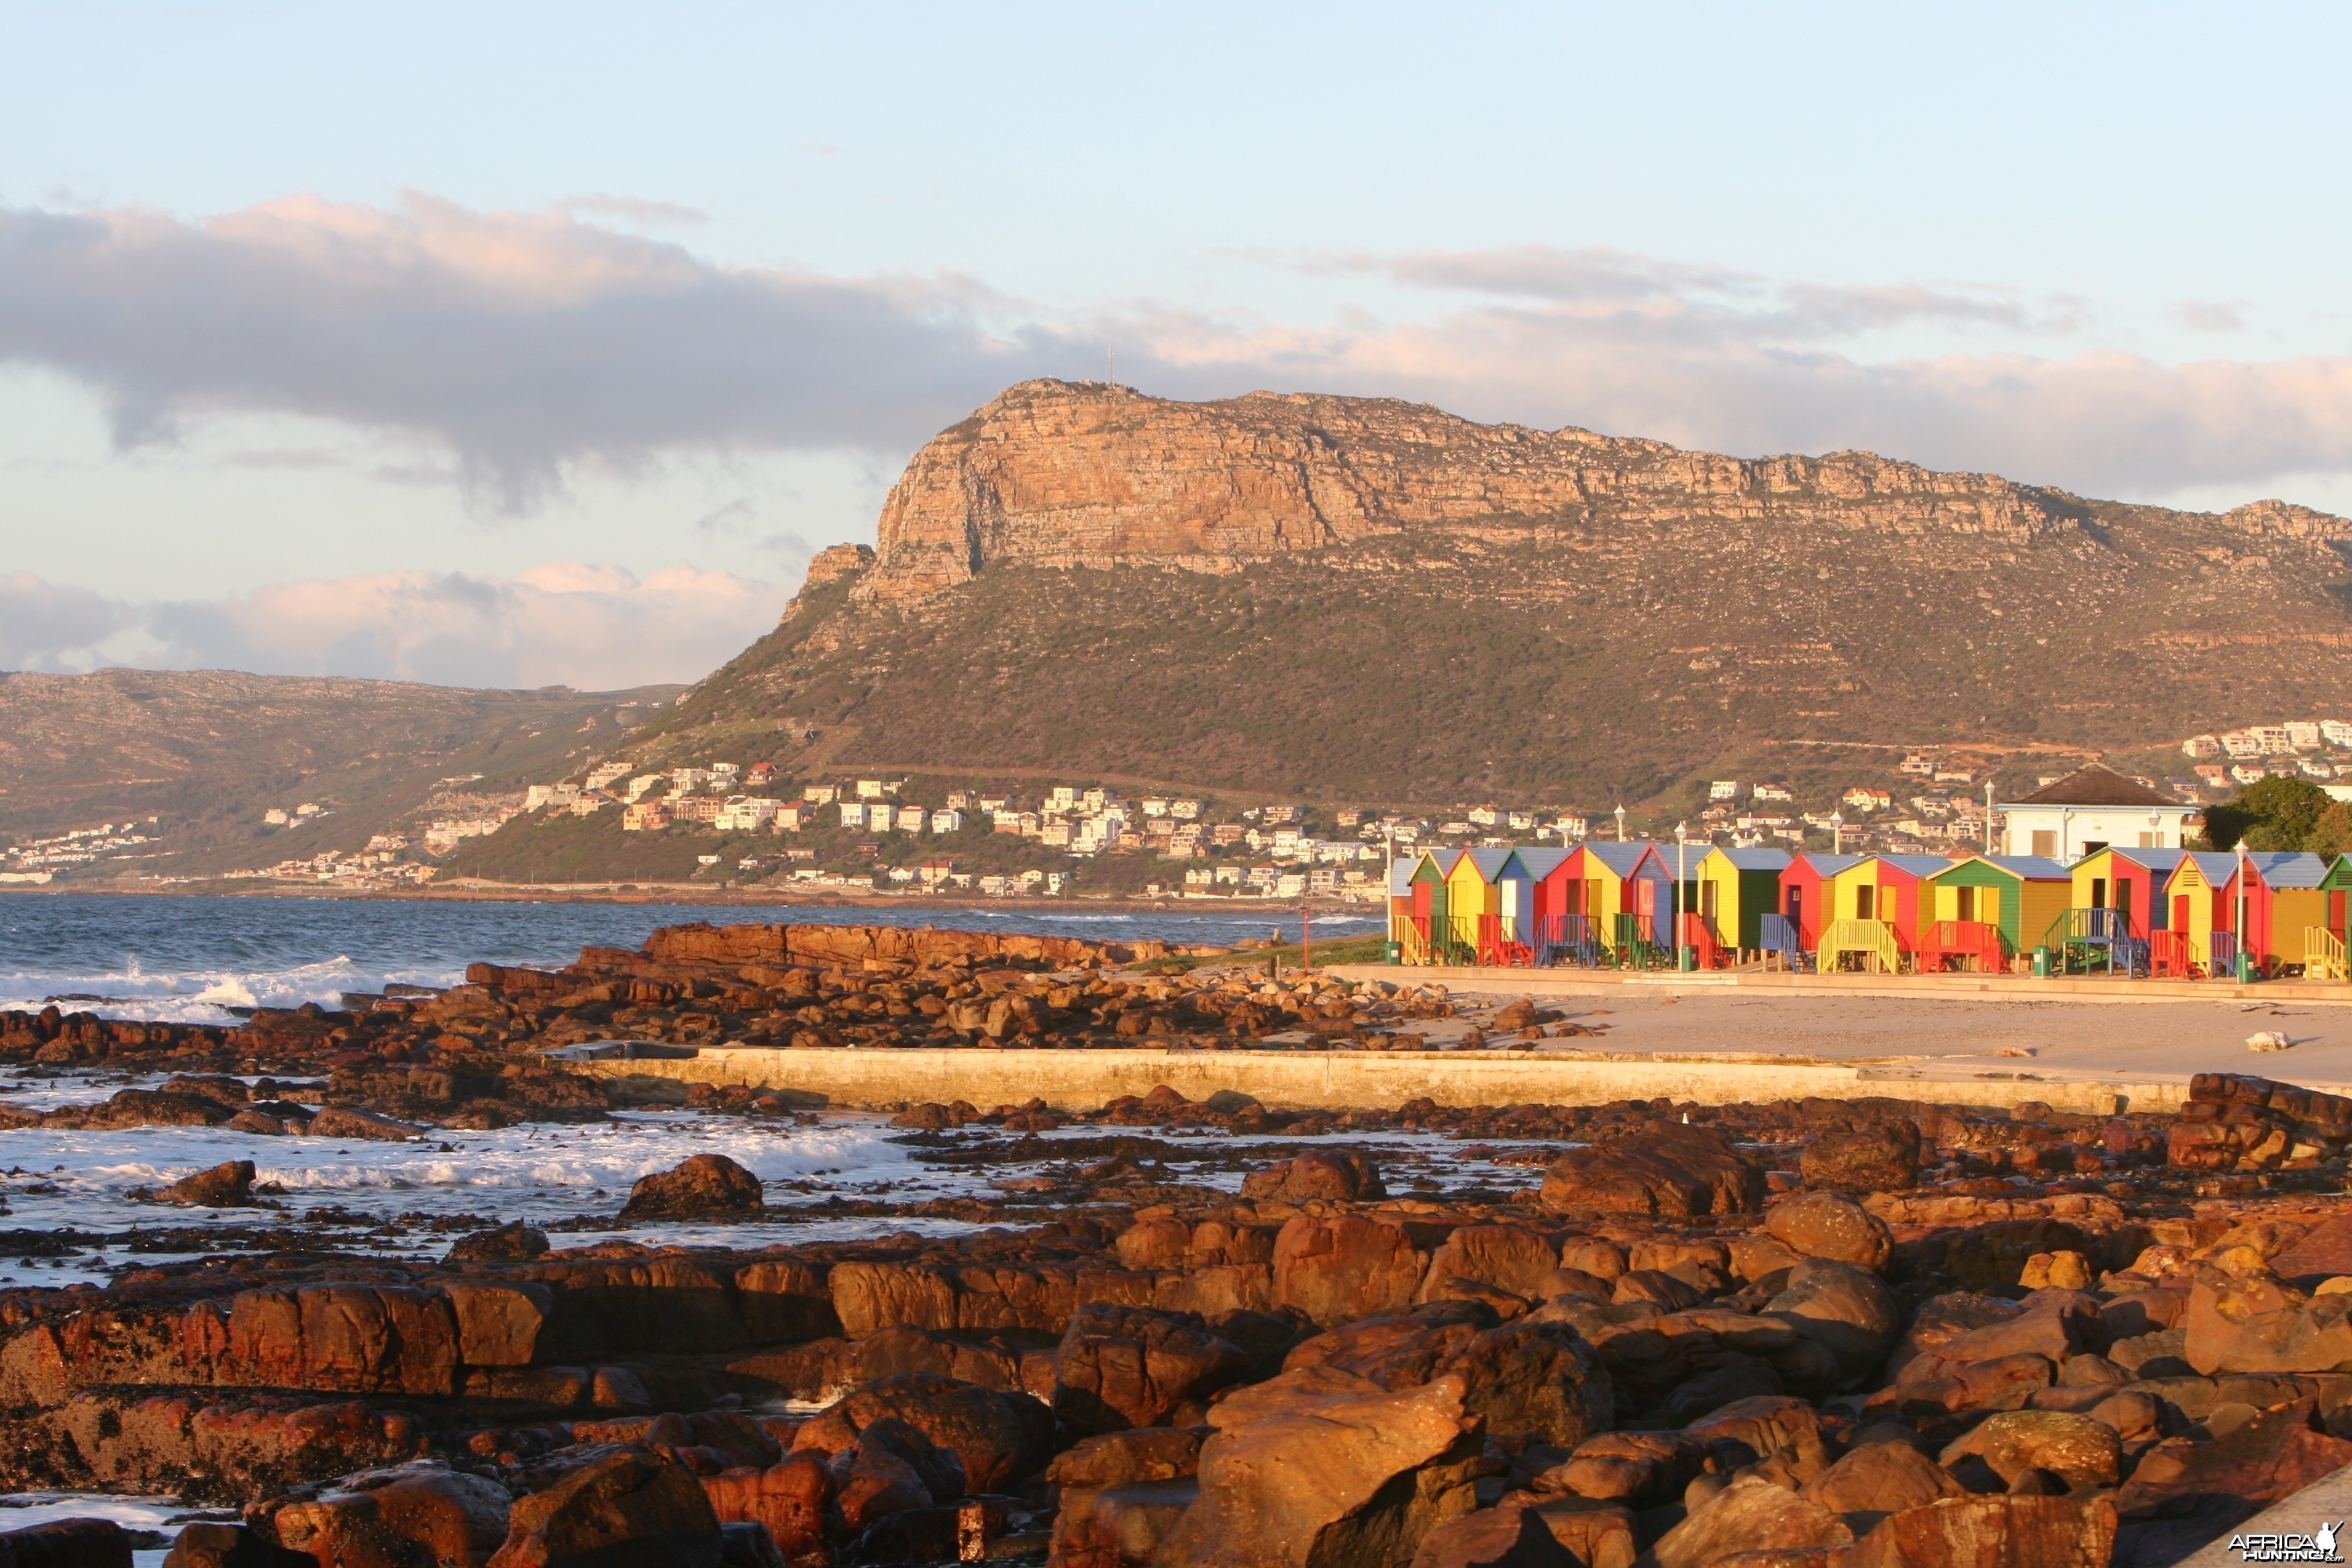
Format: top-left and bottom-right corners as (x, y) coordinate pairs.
(2204, 775), (2334, 852)
(2312, 801), (2352, 861)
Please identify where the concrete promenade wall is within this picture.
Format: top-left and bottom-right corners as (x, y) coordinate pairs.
(1328, 964), (2352, 1006)
(579, 1044), (2275, 1118)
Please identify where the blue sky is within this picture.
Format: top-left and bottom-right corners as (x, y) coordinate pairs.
(5, 2), (2351, 686)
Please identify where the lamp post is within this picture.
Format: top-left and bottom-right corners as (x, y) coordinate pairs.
(1830, 810), (1845, 856)
(2237, 838), (2251, 983)
(1984, 781), (1997, 855)
(1675, 820), (1692, 971)
(1614, 805), (1626, 843)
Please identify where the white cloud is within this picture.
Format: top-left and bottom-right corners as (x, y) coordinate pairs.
(5, 197), (2352, 510)
(2, 562), (796, 691)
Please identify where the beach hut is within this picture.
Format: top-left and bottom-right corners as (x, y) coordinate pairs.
(2160, 852), (2244, 978)
(1565, 841), (1677, 964)
(2157, 850), (2324, 977)
(1778, 853), (1862, 961)
(1922, 855), (2071, 972)
(1395, 848), (1465, 965)
(2312, 856), (2352, 980)
(1820, 854), (1947, 972)
(1502, 846), (1581, 965)
(1443, 848), (1500, 964)
(1694, 846), (1793, 959)
(2067, 848), (2188, 942)
(2252, 852), (2329, 975)
(1466, 846), (1536, 965)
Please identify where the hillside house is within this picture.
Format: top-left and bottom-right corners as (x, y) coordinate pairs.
(1142, 797), (1169, 817)
(895, 805), (926, 832)
(930, 809), (965, 834)
(2183, 735), (2221, 758)
(714, 797), (779, 832)
(1843, 787), (1892, 812)
(1171, 799), (1202, 819)
(1996, 765), (2198, 863)
(803, 784), (839, 804)
(621, 801), (673, 832)
(1709, 781), (1740, 801)
(2326, 722), (2352, 747)
(838, 802), (869, 829)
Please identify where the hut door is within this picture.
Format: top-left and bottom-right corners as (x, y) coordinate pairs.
(2333, 891), (2347, 937)
(2091, 878), (2107, 910)
(1787, 885), (1804, 924)
(1955, 886), (1975, 923)
(2173, 894), (2190, 932)
(2116, 878), (2133, 918)
(1701, 880), (1718, 921)
(1635, 879), (1656, 918)
(1855, 885), (1876, 921)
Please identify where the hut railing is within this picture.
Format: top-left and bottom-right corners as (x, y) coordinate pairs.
(2208, 929), (2239, 977)
(1534, 912), (1602, 968)
(2043, 908), (2143, 975)
(2309, 927), (2349, 983)
(1921, 919), (2005, 973)
(1611, 910), (1668, 969)
(2148, 929), (2199, 978)
(1676, 912), (1728, 969)
(1476, 912), (1533, 968)
(1821, 918), (1903, 974)
(1759, 913), (1810, 972)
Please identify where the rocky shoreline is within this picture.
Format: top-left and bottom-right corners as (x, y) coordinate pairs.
(0, 922), (2344, 1567)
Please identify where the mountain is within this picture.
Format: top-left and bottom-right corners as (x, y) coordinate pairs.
(0, 669), (679, 879)
(583, 379), (2352, 807)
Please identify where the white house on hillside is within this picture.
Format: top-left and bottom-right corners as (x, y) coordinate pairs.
(1996, 765), (2200, 863)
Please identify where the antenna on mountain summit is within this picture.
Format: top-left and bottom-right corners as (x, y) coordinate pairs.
(1108, 345), (1116, 385)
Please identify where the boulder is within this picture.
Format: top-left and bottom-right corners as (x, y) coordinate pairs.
(1149, 1367), (1484, 1568)
(1847, 1493), (2116, 1568)
(273, 1463), (513, 1568)
(446, 1221), (551, 1264)
(2114, 1398), (2352, 1528)
(2184, 1266), (2352, 1375)
(1417, 1226), (1561, 1306)
(618, 1155), (765, 1220)
(789, 1373), (1048, 1493)
(1045, 1428), (1205, 1568)
(1053, 1304), (1251, 1434)
(1798, 1439), (1963, 1526)
(1404, 1505), (1575, 1568)
(1939, 1410), (2121, 1489)
(1282, 1305), (1612, 1449)
(1539, 1127), (1765, 1218)
(1764, 1261), (1898, 1385)
(0, 1520), (132, 1568)
(1647, 1477), (1852, 1568)
(485, 1445), (721, 1568)
(1764, 1193), (1892, 1272)
(1241, 1151), (1385, 1204)
(1271, 1216), (1430, 1326)
(160, 1524), (313, 1568)
(1798, 1120), (1921, 1193)
(699, 1453), (832, 1560)
(1536, 1430), (1703, 1508)
(307, 1106), (426, 1142)
(824, 1421), (956, 1535)
(157, 1160), (257, 1207)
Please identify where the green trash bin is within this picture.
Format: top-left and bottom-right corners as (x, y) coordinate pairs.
(1678, 944), (1696, 972)
(1383, 940), (1402, 966)
(2032, 945), (2051, 977)
(2237, 952), (2257, 984)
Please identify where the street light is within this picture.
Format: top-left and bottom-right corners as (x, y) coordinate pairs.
(2236, 837), (2250, 983)
(1830, 810), (1845, 856)
(1675, 820), (1692, 971)
(1614, 805), (1626, 842)
(1984, 781), (1997, 856)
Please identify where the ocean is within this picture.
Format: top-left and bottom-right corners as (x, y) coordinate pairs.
(0, 893), (1382, 1024)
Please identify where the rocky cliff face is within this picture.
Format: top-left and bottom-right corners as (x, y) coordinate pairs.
(856, 380), (2216, 604)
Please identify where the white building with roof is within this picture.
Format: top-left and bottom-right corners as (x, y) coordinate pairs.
(1996, 765), (2200, 863)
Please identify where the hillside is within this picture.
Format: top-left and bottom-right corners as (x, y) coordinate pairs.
(0, 669), (679, 879)
(625, 379), (2352, 809)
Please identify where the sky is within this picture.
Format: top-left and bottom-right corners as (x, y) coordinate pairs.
(6, 2), (2352, 689)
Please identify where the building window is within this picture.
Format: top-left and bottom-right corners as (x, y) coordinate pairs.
(2137, 832), (2155, 848)
(2081, 840), (2108, 856)
(2031, 830), (2057, 858)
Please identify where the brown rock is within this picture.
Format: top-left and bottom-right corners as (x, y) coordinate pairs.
(2185, 1267), (2352, 1375)
(1798, 1121), (1921, 1193)
(1271, 1215), (1430, 1326)
(1148, 1367), (1483, 1568)
(1799, 1439), (1963, 1524)
(486, 1445), (720, 1568)
(445, 1221), (550, 1264)
(1765, 1193), (1892, 1272)
(1053, 1304), (1250, 1434)
(1847, 1493), (2116, 1568)
(1046, 1428), (1206, 1568)
(2114, 1397), (2352, 1524)
(1647, 1477), (1852, 1568)
(0, 1520), (132, 1568)
(1539, 1127), (1764, 1218)
(617, 1155), (764, 1220)
(1405, 1504), (1575, 1568)
(273, 1463), (513, 1568)
(1764, 1261), (1898, 1385)
(790, 1373), (1049, 1493)
(1536, 1430), (1703, 1508)
(1241, 1151), (1385, 1204)
(1417, 1226), (1561, 1306)
(699, 1453), (832, 1560)
(307, 1106), (426, 1142)
(157, 1160), (256, 1207)
(1939, 1410), (2121, 1489)
(160, 1523), (313, 1568)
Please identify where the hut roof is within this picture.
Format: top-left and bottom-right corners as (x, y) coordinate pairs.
(1790, 853), (1864, 879)
(1869, 854), (1954, 879)
(2179, 851), (2241, 885)
(2247, 850), (2330, 888)
(2095, 846), (2190, 873)
(1978, 854), (2071, 879)
(1709, 847), (1794, 871)
(1581, 842), (1660, 878)
(1505, 846), (1573, 879)
(1465, 846), (1517, 881)
(2007, 765), (2186, 808)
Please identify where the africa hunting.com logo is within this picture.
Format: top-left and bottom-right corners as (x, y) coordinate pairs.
(2229, 1522), (2344, 1563)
